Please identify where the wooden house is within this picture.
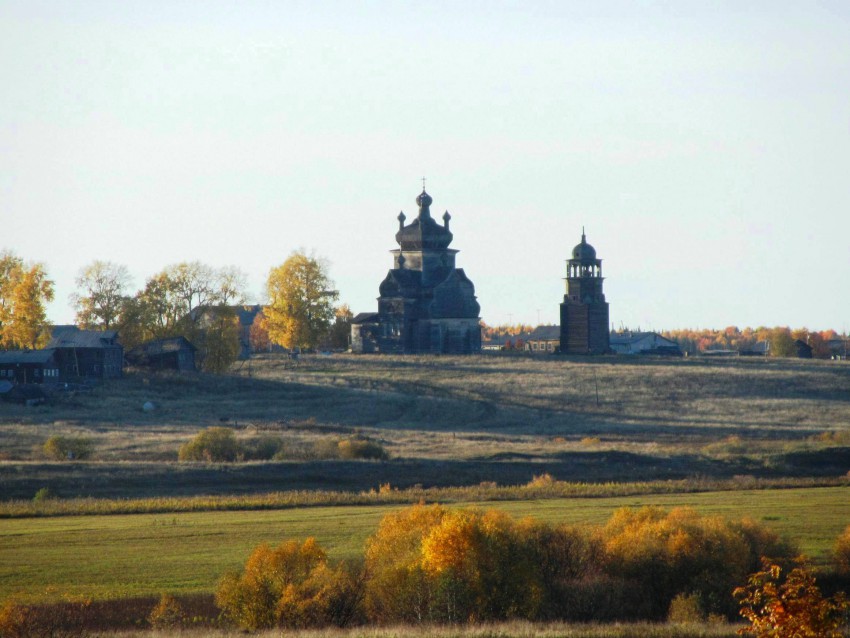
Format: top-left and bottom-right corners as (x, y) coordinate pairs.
(525, 325), (560, 353)
(0, 350), (60, 384)
(126, 337), (196, 372)
(48, 326), (123, 379)
(609, 331), (681, 356)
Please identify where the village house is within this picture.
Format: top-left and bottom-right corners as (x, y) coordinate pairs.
(609, 331), (681, 356)
(0, 350), (60, 384)
(48, 325), (123, 379)
(126, 336), (197, 372)
(525, 325), (560, 353)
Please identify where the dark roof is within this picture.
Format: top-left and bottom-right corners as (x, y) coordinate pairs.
(351, 312), (380, 325)
(528, 325), (560, 341)
(0, 350), (56, 364)
(570, 231), (599, 263)
(49, 326), (119, 349)
(395, 190), (453, 251)
(610, 331), (670, 345)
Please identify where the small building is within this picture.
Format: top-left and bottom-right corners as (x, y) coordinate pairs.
(739, 341), (769, 357)
(609, 331), (681, 356)
(48, 326), (123, 379)
(233, 305), (263, 359)
(0, 350), (60, 384)
(126, 337), (197, 372)
(795, 339), (813, 359)
(525, 325), (560, 353)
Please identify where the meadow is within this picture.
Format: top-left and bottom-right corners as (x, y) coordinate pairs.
(2, 485), (849, 603)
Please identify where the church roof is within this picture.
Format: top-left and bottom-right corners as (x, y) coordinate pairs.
(570, 229), (599, 263)
(395, 189), (453, 251)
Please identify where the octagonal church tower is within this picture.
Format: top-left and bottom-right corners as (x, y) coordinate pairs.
(351, 188), (481, 354)
(560, 229), (610, 354)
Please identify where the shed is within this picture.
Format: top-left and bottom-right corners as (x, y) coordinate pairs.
(126, 337), (197, 372)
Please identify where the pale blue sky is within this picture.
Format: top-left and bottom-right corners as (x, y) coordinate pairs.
(2, 1), (849, 331)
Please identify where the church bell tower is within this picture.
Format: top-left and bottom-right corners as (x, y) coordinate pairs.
(560, 229), (610, 354)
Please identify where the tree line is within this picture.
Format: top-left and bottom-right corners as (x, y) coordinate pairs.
(0, 248), (352, 373)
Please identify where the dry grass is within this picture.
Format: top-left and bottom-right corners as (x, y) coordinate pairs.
(95, 621), (741, 638)
(1, 353), (849, 498)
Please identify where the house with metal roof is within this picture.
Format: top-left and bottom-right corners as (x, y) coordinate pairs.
(525, 325), (561, 353)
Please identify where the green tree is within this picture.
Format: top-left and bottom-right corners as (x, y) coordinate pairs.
(266, 252), (337, 351)
(71, 260), (131, 330)
(0, 251), (54, 350)
(195, 306), (241, 373)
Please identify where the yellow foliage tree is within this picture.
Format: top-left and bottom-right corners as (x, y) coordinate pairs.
(0, 251), (54, 350)
(834, 524), (850, 576)
(265, 251), (337, 351)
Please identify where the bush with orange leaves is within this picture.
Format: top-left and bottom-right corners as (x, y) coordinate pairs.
(599, 507), (797, 620)
(215, 537), (362, 631)
(835, 524), (850, 576)
(734, 559), (849, 638)
(363, 504), (598, 624)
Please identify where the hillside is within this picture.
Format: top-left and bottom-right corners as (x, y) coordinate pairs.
(1, 353), (849, 499)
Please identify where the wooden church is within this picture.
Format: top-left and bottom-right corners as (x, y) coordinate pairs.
(351, 188), (481, 354)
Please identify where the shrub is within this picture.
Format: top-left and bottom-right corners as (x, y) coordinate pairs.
(32, 487), (56, 503)
(178, 427), (241, 462)
(243, 435), (284, 461)
(735, 559), (849, 638)
(216, 537), (361, 631)
(336, 436), (388, 460)
(667, 592), (704, 623)
(599, 507), (796, 619)
(834, 524), (850, 576)
(363, 504), (599, 624)
(42, 436), (93, 461)
(313, 435), (388, 461)
(148, 593), (185, 629)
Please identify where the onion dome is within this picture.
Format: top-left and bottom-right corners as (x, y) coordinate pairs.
(571, 229), (598, 262)
(395, 189), (453, 251)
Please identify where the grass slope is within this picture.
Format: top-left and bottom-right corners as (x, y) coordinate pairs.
(2, 486), (848, 603)
(2, 354), (849, 499)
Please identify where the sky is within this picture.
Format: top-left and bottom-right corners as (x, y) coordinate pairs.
(2, 1), (849, 331)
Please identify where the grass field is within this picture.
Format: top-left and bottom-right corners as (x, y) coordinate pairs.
(2, 486), (848, 603)
(1, 353), (849, 499)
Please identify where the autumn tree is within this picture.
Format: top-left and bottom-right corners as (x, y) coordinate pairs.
(71, 260), (132, 330)
(834, 524), (850, 576)
(599, 507), (796, 619)
(734, 559), (849, 638)
(327, 304), (353, 350)
(119, 263), (246, 371)
(194, 305), (241, 373)
(0, 251), (54, 350)
(266, 252), (337, 351)
(249, 311), (272, 353)
(216, 537), (361, 630)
